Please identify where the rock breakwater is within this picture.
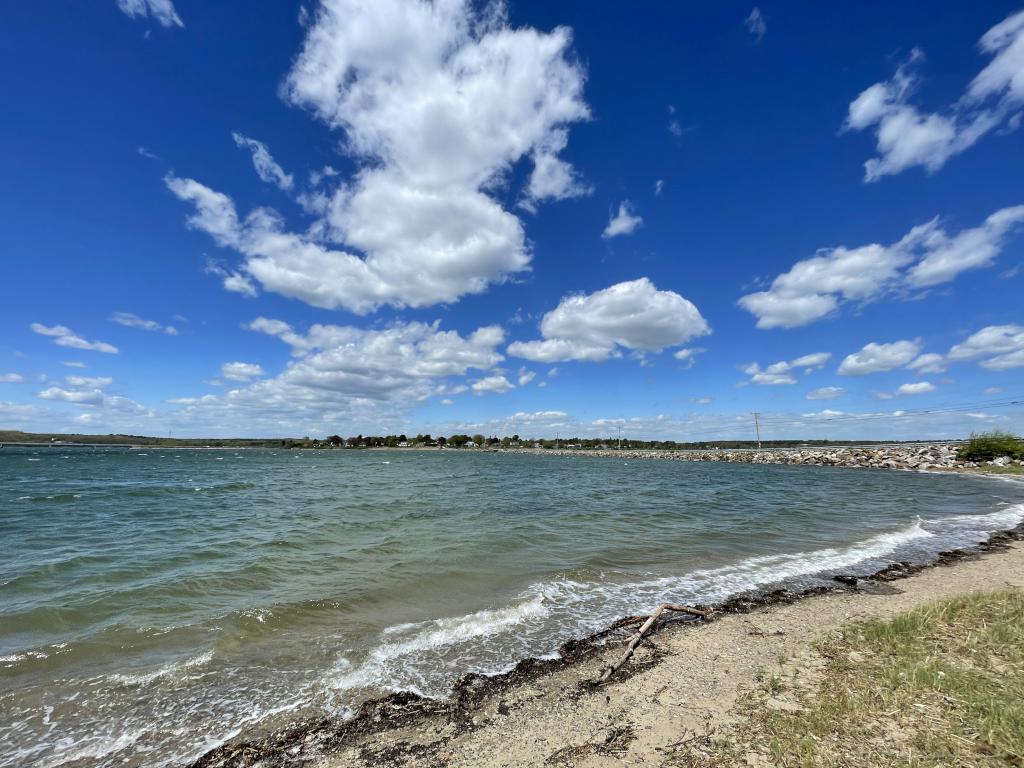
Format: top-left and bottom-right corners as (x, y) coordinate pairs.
(518, 444), (1024, 472)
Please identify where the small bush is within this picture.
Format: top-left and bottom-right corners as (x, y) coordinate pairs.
(958, 430), (1024, 461)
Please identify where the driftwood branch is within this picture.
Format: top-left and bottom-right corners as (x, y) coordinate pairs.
(593, 603), (711, 684)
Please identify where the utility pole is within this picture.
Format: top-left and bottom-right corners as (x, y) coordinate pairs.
(753, 412), (762, 449)
(617, 425), (622, 450)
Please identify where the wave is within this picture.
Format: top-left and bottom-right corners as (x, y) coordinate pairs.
(325, 511), (1008, 703)
(526, 517), (935, 615)
(15, 729), (147, 768)
(329, 596), (549, 695)
(13, 493), (82, 503)
(924, 502), (1024, 538)
(118, 481), (255, 497)
(110, 649), (214, 687)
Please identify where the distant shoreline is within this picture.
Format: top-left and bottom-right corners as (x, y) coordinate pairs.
(7, 440), (1022, 475)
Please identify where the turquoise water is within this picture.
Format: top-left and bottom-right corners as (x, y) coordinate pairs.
(2, 447), (1023, 768)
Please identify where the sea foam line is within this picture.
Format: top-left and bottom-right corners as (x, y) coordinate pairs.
(110, 649), (214, 687)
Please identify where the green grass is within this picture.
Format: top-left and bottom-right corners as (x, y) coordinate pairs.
(974, 464), (1024, 476)
(725, 590), (1024, 767)
(959, 431), (1024, 462)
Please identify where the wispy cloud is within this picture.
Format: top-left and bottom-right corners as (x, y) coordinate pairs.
(739, 205), (1024, 328)
(844, 11), (1024, 181)
(111, 312), (178, 336)
(116, 0), (183, 28)
(232, 133), (294, 191)
(30, 324), (118, 354)
(745, 8), (766, 43)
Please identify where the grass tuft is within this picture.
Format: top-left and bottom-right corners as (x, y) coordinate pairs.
(724, 589), (1024, 767)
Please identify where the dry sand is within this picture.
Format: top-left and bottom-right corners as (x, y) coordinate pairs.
(323, 541), (1024, 767)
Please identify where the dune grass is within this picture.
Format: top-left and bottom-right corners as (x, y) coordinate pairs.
(720, 590), (1024, 767)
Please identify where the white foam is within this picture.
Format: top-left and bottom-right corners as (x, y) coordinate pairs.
(0, 650), (49, 666)
(330, 596), (548, 693)
(110, 649), (214, 686)
(531, 518), (935, 615)
(35, 728), (146, 768)
(927, 502), (1024, 533)
(681, 518), (933, 594)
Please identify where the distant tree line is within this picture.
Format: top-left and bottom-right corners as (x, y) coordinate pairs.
(277, 434), (927, 450)
(0, 430), (281, 448)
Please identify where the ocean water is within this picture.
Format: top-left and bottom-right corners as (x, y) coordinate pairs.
(2, 447), (1023, 768)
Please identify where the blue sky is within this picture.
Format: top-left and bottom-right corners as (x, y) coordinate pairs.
(2, 0), (1023, 440)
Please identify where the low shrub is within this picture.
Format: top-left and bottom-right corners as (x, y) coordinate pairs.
(958, 430), (1024, 461)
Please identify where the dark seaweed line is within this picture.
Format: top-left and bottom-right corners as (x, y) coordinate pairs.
(189, 522), (1024, 768)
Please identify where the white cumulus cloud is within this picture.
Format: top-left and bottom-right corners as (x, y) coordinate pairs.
(507, 278), (710, 363)
(221, 362), (265, 382)
(0, 373), (23, 384)
(897, 381), (936, 396)
(743, 352), (830, 386)
(838, 340), (922, 376)
(790, 352), (832, 371)
(167, 0), (590, 315)
(742, 361), (796, 386)
(948, 324), (1024, 370)
(472, 375), (515, 395)
(906, 352), (947, 375)
(161, 319), (507, 435)
(602, 201), (643, 239)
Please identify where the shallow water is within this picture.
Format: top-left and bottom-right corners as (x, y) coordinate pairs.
(2, 447), (1023, 767)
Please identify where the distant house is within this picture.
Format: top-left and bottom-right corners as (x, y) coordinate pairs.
(533, 442), (542, 448)
(465, 441), (476, 448)
(398, 441), (409, 447)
